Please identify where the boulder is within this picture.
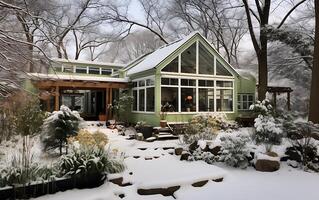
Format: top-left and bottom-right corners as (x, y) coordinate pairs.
(255, 158), (280, 172)
(208, 146), (221, 156)
(189, 141), (199, 153)
(175, 147), (184, 155)
(136, 133), (144, 141)
(180, 152), (191, 161)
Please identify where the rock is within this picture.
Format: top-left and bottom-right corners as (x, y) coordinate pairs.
(192, 180), (208, 187)
(145, 157), (153, 160)
(136, 133), (144, 141)
(133, 156), (140, 159)
(129, 172), (133, 175)
(119, 194), (125, 199)
(175, 147), (183, 155)
(138, 147), (147, 150)
(255, 159), (280, 172)
(146, 137), (156, 142)
(189, 141), (199, 153)
(208, 146), (221, 156)
(180, 152), (191, 161)
(287, 160), (299, 168)
(109, 177), (123, 186)
(213, 178), (223, 182)
(137, 186), (180, 196)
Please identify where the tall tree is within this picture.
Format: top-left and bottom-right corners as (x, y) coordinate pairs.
(242, 0), (306, 100)
(309, 0), (319, 123)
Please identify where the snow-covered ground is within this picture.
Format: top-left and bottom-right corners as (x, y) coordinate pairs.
(30, 125), (319, 200)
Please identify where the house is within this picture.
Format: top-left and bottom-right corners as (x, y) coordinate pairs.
(26, 32), (256, 125)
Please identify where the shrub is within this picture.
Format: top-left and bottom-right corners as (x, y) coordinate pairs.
(249, 99), (273, 116)
(219, 133), (251, 169)
(188, 148), (218, 164)
(180, 113), (238, 145)
(68, 129), (108, 149)
(58, 147), (125, 179)
(112, 91), (133, 123)
(254, 114), (283, 151)
(41, 105), (83, 155)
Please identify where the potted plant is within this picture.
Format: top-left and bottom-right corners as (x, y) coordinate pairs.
(135, 121), (153, 139)
(160, 103), (171, 128)
(98, 111), (107, 121)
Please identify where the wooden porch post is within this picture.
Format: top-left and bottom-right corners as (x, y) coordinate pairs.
(46, 99), (51, 112)
(273, 92), (277, 110)
(109, 88), (113, 119)
(105, 88), (109, 120)
(287, 92), (291, 111)
(54, 86), (60, 111)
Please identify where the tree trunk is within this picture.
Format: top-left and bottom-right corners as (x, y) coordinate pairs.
(309, 0), (319, 123)
(258, 28), (268, 101)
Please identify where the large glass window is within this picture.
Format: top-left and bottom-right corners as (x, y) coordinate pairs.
(199, 43), (214, 75)
(146, 88), (155, 112)
(162, 57), (178, 72)
(181, 88), (196, 112)
(181, 43), (196, 73)
(63, 66), (73, 73)
(161, 78), (178, 85)
(161, 87), (178, 112)
(216, 89), (233, 111)
(101, 69), (112, 75)
(132, 78), (155, 112)
(216, 60), (232, 76)
(133, 90), (137, 111)
(238, 94), (254, 110)
(199, 88), (214, 112)
(139, 89), (145, 111)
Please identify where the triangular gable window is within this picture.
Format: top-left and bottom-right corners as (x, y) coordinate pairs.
(216, 60), (232, 76)
(162, 57), (178, 72)
(181, 43), (196, 73)
(199, 42), (214, 75)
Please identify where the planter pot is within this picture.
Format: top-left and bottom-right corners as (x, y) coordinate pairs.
(139, 126), (153, 139)
(160, 120), (167, 128)
(99, 114), (107, 121)
(186, 108), (191, 112)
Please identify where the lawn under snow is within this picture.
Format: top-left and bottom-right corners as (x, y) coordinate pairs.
(28, 123), (319, 200)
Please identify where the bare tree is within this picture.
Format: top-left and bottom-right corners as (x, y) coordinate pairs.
(242, 0), (307, 100)
(309, 0), (319, 123)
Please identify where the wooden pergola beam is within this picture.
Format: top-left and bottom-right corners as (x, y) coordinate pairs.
(34, 80), (128, 89)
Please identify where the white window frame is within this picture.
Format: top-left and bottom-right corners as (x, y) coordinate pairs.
(238, 93), (254, 111)
(160, 75), (234, 114)
(131, 76), (155, 114)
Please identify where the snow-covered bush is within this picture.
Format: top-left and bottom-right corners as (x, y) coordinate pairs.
(41, 105), (83, 155)
(250, 99), (273, 116)
(180, 113), (238, 145)
(219, 133), (251, 169)
(188, 148), (218, 164)
(254, 115), (283, 150)
(59, 147), (125, 179)
(112, 91), (133, 123)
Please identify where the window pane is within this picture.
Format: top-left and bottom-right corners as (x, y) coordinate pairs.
(161, 87), (178, 112)
(146, 79), (154, 86)
(199, 80), (214, 87)
(139, 89), (145, 111)
(249, 95), (253, 101)
(162, 57), (178, 72)
(216, 60), (232, 76)
(216, 89), (233, 111)
(181, 43), (196, 74)
(181, 79), (196, 86)
(101, 69), (112, 75)
(139, 80), (145, 87)
(132, 82), (137, 88)
(161, 78), (178, 85)
(133, 90), (137, 111)
(63, 66), (73, 73)
(89, 67), (100, 74)
(181, 88), (196, 112)
(243, 95), (247, 101)
(216, 81), (233, 87)
(146, 88), (155, 112)
(199, 88), (214, 111)
(76, 66), (87, 74)
(199, 43), (214, 75)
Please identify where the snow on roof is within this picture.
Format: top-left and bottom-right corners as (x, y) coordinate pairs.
(126, 32), (199, 75)
(52, 58), (126, 69)
(27, 73), (129, 83)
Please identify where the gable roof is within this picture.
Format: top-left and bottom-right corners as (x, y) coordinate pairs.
(125, 31), (239, 77)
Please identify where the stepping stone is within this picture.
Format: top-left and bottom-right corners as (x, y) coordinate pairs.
(138, 148), (147, 150)
(213, 177), (223, 182)
(133, 156), (140, 159)
(137, 186), (180, 196)
(153, 156), (160, 159)
(146, 137), (156, 142)
(145, 157), (153, 160)
(192, 180), (209, 187)
(163, 147), (175, 150)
